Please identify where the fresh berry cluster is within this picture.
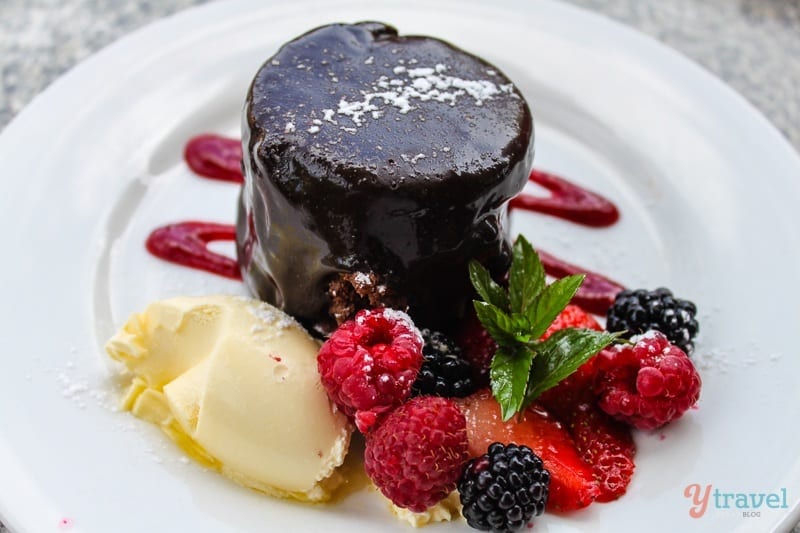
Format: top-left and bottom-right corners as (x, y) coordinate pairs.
(318, 308), (553, 531)
(364, 396), (469, 512)
(459, 389), (596, 513)
(317, 278), (702, 531)
(594, 331), (702, 430)
(455, 297), (702, 516)
(317, 307), (423, 433)
(607, 288), (699, 354)
(412, 329), (476, 398)
(459, 443), (549, 532)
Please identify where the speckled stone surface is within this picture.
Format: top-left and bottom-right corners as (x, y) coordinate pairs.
(1, 0), (799, 149)
(0, 1), (798, 532)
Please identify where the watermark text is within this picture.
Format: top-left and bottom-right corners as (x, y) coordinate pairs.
(684, 484), (788, 518)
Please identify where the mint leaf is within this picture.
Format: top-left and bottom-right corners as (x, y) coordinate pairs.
(508, 236), (545, 314)
(526, 274), (585, 339)
(491, 347), (535, 421)
(523, 328), (620, 407)
(473, 301), (519, 348)
(470, 235), (618, 420)
(469, 260), (510, 312)
(509, 313), (533, 344)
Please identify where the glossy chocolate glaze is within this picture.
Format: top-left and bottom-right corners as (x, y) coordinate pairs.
(237, 22), (534, 333)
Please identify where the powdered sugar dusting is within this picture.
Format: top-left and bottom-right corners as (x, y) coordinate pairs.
(401, 153), (426, 164)
(378, 308), (423, 346)
(694, 348), (730, 373)
(317, 63), (517, 133)
(246, 301), (298, 331)
(322, 108), (337, 123)
(49, 360), (118, 412)
(633, 330), (664, 342)
(58, 372), (89, 399)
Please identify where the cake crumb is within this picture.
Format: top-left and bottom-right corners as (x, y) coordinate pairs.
(327, 271), (408, 326)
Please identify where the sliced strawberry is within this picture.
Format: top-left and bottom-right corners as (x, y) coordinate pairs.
(457, 389), (599, 512)
(538, 305), (603, 421)
(536, 306), (636, 502)
(569, 403), (635, 502)
(541, 304), (602, 340)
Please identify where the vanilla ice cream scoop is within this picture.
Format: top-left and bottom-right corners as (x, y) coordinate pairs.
(106, 295), (352, 502)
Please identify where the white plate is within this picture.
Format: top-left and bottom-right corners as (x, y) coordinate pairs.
(1, 0), (800, 532)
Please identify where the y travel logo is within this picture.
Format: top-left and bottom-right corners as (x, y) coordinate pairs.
(684, 484), (789, 519)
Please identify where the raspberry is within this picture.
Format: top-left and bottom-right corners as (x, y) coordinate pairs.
(607, 288), (699, 354)
(569, 403), (635, 502)
(364, 396), (469, 512)
(455, 309), (497, 385)
(459, 443), (550, 532)
(594, 331), (701, 430)
(412, 329), (476, 398)
(317, 308), (423, 433)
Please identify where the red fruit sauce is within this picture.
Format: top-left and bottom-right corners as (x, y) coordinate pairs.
(538, 250), (625, 315)
(146, 221), (241, 280)
(183, 137), (619, 228)
(184, 134), (243, 184)
(145, 134), (625, 311)
(510, 169), (619, 227)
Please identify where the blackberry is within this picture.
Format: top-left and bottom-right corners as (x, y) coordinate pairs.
(458, 443), (550, 532)
(412, 329), (476, 398)
(606, 288), (699, 354)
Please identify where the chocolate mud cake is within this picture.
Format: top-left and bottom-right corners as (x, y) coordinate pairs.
(237, 21), (534, 333)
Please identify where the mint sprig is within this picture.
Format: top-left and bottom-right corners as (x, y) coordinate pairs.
(508, 237), (545, 314)
(490, 347), (535, 420)
(524, 328), (618, 402)
(469, 235), (620, 421)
